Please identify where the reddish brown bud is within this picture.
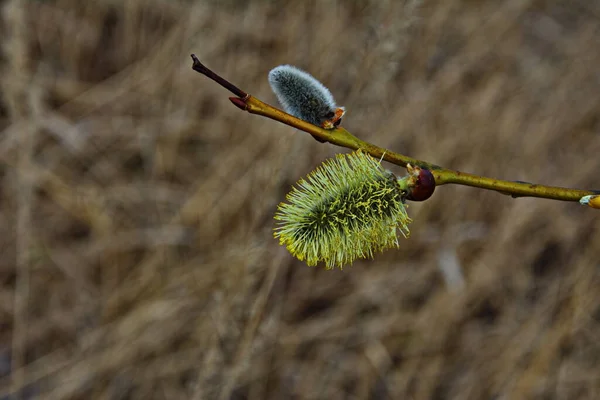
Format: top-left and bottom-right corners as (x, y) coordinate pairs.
(405, 165), (435, 202)
(229, 97), (248, 110)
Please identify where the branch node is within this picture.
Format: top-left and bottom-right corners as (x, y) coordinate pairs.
(229, 97), (248, 111)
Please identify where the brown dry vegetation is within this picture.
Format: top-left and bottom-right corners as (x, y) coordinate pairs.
(0, 0), (599, 399)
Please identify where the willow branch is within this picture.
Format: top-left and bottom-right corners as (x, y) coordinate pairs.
(190, 54), (599, 205)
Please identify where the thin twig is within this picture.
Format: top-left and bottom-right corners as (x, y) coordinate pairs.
(191, 55), (247, 99)
(190, 55), (599, 204)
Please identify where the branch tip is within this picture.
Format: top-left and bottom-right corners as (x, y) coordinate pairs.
(580, 194), (600, 209)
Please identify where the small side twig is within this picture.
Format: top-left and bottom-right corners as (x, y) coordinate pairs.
(191, 54), (247, 99)
(189, 54), (599, 206)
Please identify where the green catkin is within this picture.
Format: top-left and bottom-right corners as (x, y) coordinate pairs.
(274, 150), (411, 269)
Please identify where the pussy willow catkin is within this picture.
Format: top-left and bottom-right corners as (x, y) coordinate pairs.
(268, 65), (345, 129)
(274, 150), (411, 269)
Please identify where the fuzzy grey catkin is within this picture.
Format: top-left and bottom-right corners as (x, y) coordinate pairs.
(268, 65), (345, 129)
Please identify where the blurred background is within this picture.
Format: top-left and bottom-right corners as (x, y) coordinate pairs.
(0, 0), (599, 399)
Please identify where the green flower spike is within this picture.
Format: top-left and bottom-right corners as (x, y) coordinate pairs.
(274, 150), (411, 269)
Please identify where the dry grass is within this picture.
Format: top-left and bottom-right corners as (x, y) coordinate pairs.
(0, 0), (599, 399)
